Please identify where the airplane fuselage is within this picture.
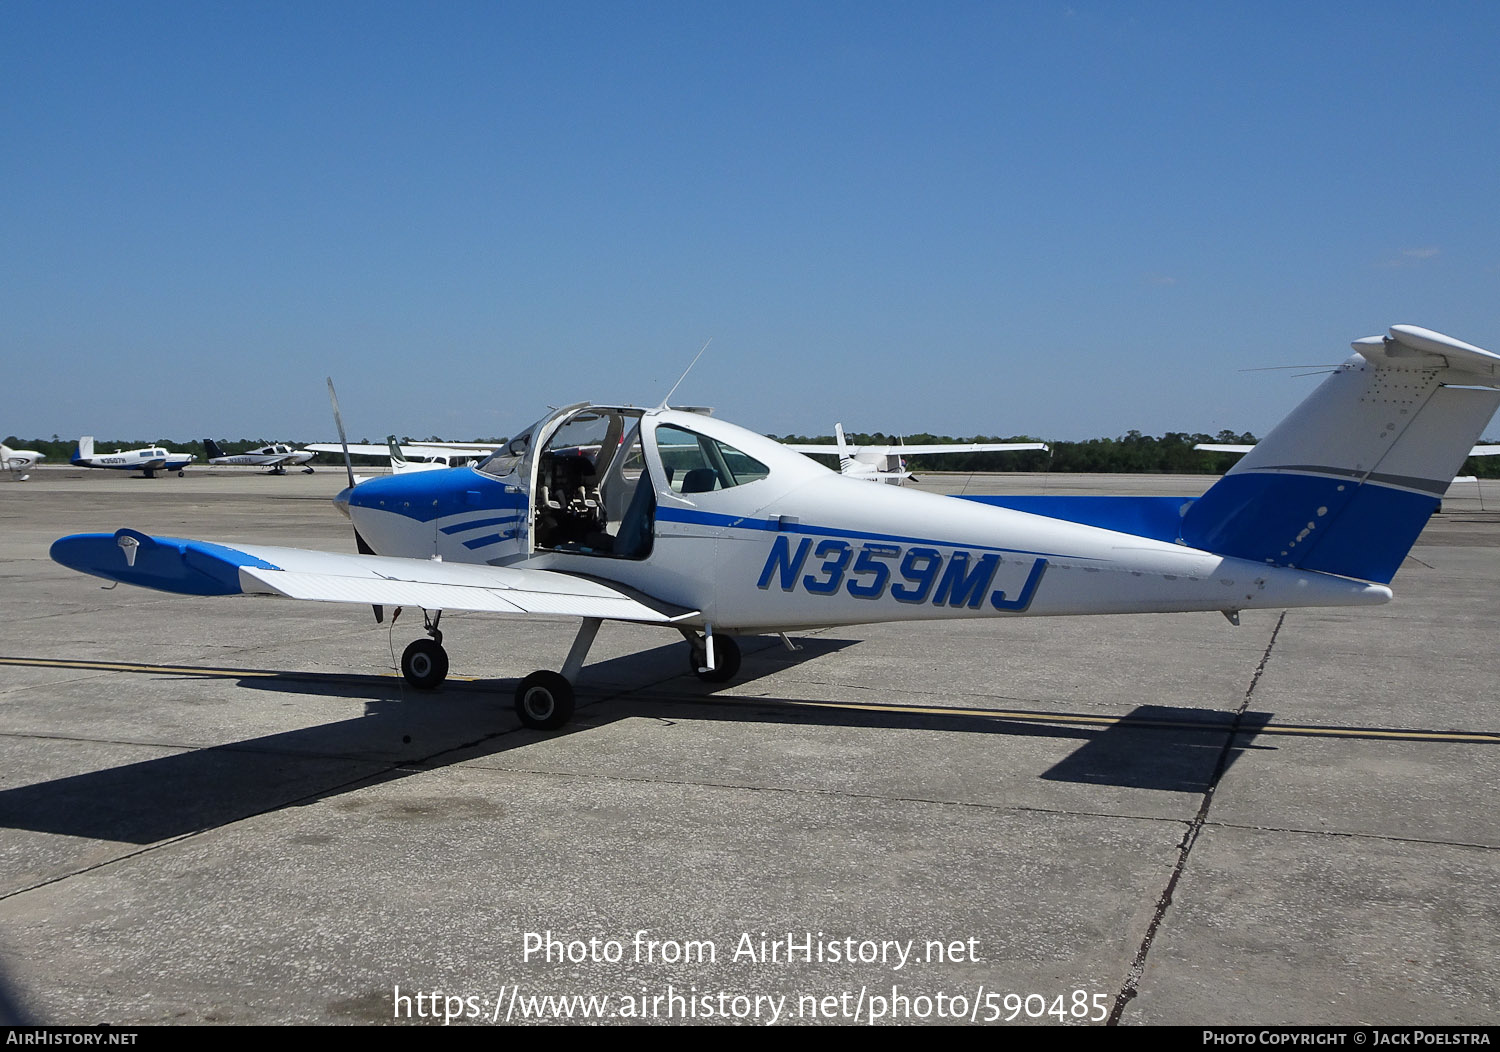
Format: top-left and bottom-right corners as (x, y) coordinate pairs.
(207, 443), (315, 470)
(1, 444), (43, 479)
(345, 405), (1387, 636)
(73, 448), (195, 474)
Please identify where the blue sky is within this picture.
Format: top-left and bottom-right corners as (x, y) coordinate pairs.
(4, 2), (1498, 443)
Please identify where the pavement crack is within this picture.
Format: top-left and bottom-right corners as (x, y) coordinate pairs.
(1107, 610), (1286, 1025)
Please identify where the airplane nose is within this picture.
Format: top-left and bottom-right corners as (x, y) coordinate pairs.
(333, 485), (353, 519)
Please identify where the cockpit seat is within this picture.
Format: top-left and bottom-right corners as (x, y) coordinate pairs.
(680, 467), (718, 494)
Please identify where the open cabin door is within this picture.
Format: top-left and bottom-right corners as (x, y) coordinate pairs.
(528, 406), (655, 560)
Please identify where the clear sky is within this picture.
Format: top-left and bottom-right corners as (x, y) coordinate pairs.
(4, 2), (1498, 444)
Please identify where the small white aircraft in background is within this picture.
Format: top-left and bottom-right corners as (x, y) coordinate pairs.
(51, 324), (1500, 733)
(204, 440), (317, 474)
(70, 437), (196, 477)
(784, 424), (1048, 484)
(305, 438), (500, 479)
(1, 442), (44, 480)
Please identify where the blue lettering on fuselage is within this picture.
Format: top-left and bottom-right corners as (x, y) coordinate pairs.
(756, 534), (1047, 612)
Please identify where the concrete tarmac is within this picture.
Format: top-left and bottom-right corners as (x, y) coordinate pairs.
(0, 467), (1495, 1026)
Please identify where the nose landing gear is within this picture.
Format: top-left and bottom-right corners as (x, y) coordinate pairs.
(400, 610), (448, 689)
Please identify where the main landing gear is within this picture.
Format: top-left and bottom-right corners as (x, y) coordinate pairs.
(511, 618), (600, 730)
(684, 627), (741, 683)
(515, 670), (574, 730)
(396, 616), (745, 732)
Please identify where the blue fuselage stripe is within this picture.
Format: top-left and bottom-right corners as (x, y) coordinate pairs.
(440, 515), (522, 535)
(655, 506), (1074, 560)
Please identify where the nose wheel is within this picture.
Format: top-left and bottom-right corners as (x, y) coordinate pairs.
(401, 637), (449, 689)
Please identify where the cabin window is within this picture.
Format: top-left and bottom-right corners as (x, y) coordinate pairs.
(655, 425), (769, 493)
(477, 427), (535, 478)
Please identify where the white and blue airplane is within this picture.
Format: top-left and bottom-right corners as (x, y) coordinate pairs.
(204, 440), (317, 474)
(50, 324), (1500, 731)
(1, 442), (44, 481)
(70, 437), (196, 477)
(784, 424), (1048, 484)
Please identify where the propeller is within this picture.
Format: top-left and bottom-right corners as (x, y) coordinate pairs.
(326, 377), (356, 490)
(326, 376), (385, 622)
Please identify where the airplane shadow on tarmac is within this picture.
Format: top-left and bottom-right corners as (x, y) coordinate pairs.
(0, 636), (1273, 846)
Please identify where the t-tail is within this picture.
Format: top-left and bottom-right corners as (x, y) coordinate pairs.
(1182, 325), (1500, 584)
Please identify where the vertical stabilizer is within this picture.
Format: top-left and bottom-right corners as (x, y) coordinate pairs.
(72, 436), (95, 464)
(1182, 326), (1500, 583)
(386, 436), (408, 471)
(833, 423), (853, 474)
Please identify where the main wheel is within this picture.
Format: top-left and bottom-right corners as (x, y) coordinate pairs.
(515, 671), (575, 730)
(689, 635), (741, 683)
(401, 637), (449, 689)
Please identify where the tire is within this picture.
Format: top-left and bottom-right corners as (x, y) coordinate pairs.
(690, 634), (741, 683)
(515, 671), (575, 730)
(401, 638), (449, 689)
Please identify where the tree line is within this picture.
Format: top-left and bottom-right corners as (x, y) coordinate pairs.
(769, 429), (1500, 477)
(10, 431), (1500, 477)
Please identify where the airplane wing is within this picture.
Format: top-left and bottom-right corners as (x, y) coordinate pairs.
(403, 441), (504, 453)
(1470, 445), (1500, 456)
(783, 441), (1047, 456)
(51, 530), (698, 623)
(782, 443), (844, 456)
(306, 442), (501, 457)
(884, 441), (1048, 455)
(306, 443), (398, 457)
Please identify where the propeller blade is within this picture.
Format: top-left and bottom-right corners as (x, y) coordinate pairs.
(327, 380), (383, 622)
(325, 377), (356, 490)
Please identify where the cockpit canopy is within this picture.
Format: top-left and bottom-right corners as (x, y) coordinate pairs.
(474, 403), (824, 559)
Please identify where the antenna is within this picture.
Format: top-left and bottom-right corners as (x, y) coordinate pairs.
(658, 338), (713, 409)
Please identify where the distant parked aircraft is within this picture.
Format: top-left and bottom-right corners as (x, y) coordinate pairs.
(1, 442), (43, 481)
(784, 424), (1047, 484)
(71, 437), (195, 477)
(204, 440), (316, 474)
(306, 438), (501, 478)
